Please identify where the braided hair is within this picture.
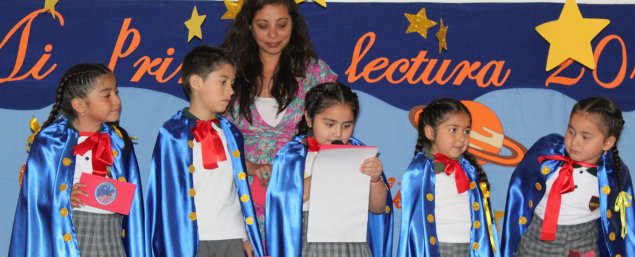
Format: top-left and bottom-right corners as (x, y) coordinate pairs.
(414, 98), (490, 189)
(296, 82), (359, 136)
(571, 97), (625, 190)
(42, 64), (113, 128)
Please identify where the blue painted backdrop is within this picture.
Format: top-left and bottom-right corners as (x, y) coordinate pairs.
(1, 1), (634, 255)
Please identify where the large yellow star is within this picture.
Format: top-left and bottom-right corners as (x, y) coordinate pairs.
(44, 0), (59, 20)
(535, 0), (609, 71)
(405, 8), (437, 39)
(221, 0), (243, 20)
(436, 19), (448, 54)
(184, 6), (206, 42)
(295, 0), (327, 8)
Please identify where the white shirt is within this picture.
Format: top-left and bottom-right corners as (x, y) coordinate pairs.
(192, 123), (247, 240)
(73, 135), (114, 214)
(302, 151), (319, 211)
(535, 166), (601, 224)
(255, 97), (284, 127)
(435, 172), (471, 243)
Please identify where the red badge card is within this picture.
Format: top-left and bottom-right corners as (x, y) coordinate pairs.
(79, 173), (136, 215)
(251, 177), (267, 206)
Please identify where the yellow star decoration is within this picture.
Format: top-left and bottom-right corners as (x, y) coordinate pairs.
(535, 0), (609, 71)
(222, 0), (243, 20)
(184, 6), (207, 42)
(295, 0), (327, 8)
(436, 19), (448, 54)
(44, 0), (59, 20)
(405, 7), (437, 39)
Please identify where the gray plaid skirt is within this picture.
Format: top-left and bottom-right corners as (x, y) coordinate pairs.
(72, 210), (126, 257)
(516, 215), (598, 257)
(198, 239), (244, 257)
(438, 242), (470, 257)
(301, 212), (372, 257)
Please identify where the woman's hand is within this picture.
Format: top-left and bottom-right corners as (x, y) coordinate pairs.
(360, 157), (383, 182)
(246, 160), (272, 187)
(243, 239), (254, 257)
(303, 176), (312, 203)
(70, 183), (87, 208)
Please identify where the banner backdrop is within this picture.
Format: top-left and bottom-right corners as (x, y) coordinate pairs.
(1, 1), (634, 255)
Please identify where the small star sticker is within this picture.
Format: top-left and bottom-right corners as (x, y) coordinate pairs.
(44, 0), (59, 20)
(184, 6), (206, 42)
(436, 19), (448, 54)
(535, 0), (609, 71)
(405, 7), (437, 39)
(221, 0), (243, 20)
(295, 0), (327, 8)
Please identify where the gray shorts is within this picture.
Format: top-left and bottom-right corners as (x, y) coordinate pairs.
(438, 242), (470, 257)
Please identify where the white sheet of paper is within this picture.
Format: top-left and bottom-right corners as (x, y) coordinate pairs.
(306, 146), (379, 242)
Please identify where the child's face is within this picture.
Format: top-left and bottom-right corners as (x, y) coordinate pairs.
(425, 111), (471, 159)
(194, 63), (235, 115)
(77, 74), (121, 125)
(305, 103), (355, 145)
(565, 112), (615, 164)
(251, 3), (292, 58)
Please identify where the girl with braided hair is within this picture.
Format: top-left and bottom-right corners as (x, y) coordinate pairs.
(398, 98), (500, 257)
(501, 97), (635, 257)
(266, 82), (393, 257)
(8, 64), (145, 257)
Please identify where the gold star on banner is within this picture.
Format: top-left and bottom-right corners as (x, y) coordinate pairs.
(405, 8), (437, 39)
(295, 0), (327, 8)
(436, 19), (448, 54)
(184, 6), (206, 42)
(44, 0), (59, 20)
(535, 0), (609, 71)
(221, 0), (243, 20)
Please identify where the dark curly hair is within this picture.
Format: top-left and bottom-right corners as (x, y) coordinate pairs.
(222, 0), (317, 123)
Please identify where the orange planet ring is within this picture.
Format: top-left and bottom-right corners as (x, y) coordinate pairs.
(467, 137), (526, 167)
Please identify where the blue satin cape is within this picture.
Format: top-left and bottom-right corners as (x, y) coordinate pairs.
(145, 110), (264, 257)
(8, 116), (145, 257)
(265, 135), (394, 257)
(500, 134), (635, 257)
(397, 152), (501, 257)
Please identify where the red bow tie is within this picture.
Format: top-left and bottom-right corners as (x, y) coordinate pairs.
(537, 155), (596, 241)
(307, 137), (321, 152)
(73, 132), (114, 177)
(192, 119), (227, 170)
(434, 153), (470, 194)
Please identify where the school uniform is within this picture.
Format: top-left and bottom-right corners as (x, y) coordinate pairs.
(146, 109), (264, 257)
(501, 134), (635, 257)
(266, 135), (394, 257)
(9, 117), (145, 257)
(397, 152), (500, 257)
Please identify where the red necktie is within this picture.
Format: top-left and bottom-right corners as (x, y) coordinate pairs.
(434, 153), (470, 194)
(73, 132), (114, 177)
(192, 119), (227, 170)
(537, 155), (596, 241)
(307, 137), (320, 152)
